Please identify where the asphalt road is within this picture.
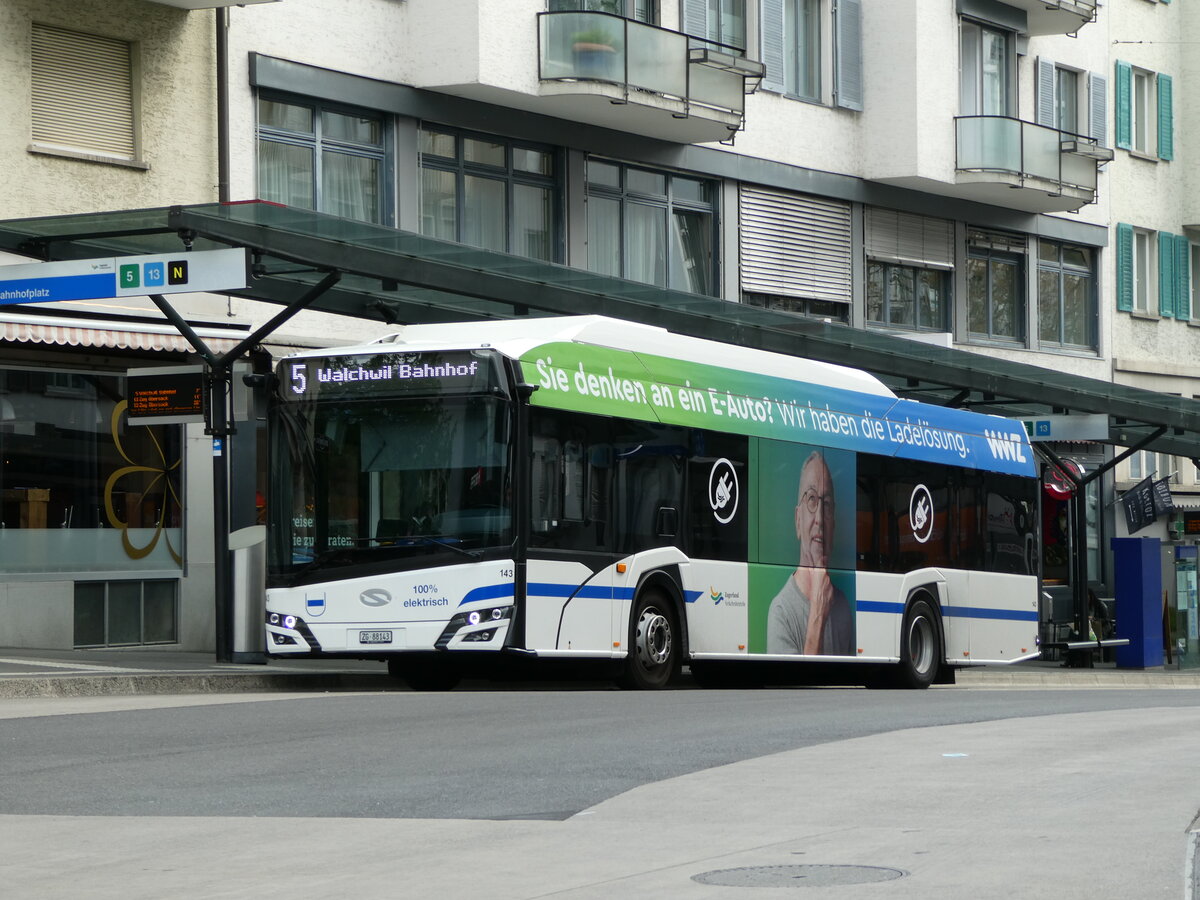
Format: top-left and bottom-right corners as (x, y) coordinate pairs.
(3, 686), (1200, 821)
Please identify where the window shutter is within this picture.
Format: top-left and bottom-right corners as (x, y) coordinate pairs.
(1157, 72), (1174, 161)
(1116, 223), (1134, 312)
(1088, 72), (1108, 146)
(1159, 232), (1176, 318)
(1114, 60), (1132, 151)
(30, 24), (136, 160)
(682, 0), (708, 40)
(1176, 234), (1191, 322)
(759, 0), (786, 94)
(864, 208), (955, 270)
(740, 187), (852, 303)
(1036, 58), (1056, 127)
(834, 0), (863, 111)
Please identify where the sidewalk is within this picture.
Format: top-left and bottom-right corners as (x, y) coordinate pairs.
(1, 646), (1198, 697)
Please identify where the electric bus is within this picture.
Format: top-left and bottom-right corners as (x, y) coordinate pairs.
(265, 316), (1039, 689)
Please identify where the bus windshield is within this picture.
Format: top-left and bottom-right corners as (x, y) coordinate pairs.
(268, 355), (513, 582)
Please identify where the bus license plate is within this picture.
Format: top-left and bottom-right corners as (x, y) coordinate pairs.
(359, 630), (393, 644)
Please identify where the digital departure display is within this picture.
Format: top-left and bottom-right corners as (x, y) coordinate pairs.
(127, 367), (205, 424)
(280, 350), (503, 401)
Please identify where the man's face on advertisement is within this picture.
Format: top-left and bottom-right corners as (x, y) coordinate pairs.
(796, 454), (834, 568)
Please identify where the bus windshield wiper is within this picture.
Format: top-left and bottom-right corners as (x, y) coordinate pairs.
(407, 534), (483, 560)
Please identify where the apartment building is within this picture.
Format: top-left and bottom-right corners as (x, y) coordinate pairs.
(2, 0), (1197, 650)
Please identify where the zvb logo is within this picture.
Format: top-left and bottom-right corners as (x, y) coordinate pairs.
(708, 458), (739, 524)
(909, 484), (934, 544)
(305, 593), (326, 617)
(360, 588), (392, 607)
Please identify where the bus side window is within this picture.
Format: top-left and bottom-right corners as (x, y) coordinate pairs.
(531, 435), (561, 533)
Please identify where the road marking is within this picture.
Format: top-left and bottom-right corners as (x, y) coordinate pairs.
(0, 658), (153, 673)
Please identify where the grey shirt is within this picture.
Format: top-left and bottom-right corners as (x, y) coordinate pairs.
(766, 573), (853, 656)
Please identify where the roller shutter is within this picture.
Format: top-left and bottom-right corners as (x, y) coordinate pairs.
(739, 187), (852, 303)
(864, 208), (955, 270)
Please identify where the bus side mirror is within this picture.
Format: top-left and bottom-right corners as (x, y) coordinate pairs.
(655, 507), (678, 538)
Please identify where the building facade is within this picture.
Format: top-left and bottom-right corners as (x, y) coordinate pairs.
(3, 0), (1199, 652)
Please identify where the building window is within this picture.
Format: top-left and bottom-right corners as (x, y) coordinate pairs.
(1038, 241), (1096, 350)
(1055, 67), (1079, 133)
(257, 96), (388, 225)
(960, 19), (1013, 116)
(74, 580), (178, 648)
(549, 0), (656, 22)
(967, 231), (1024, 343)
(1191, 244), (1200, 321)
(419, 127), (560, 262)
(1129, 451), (1177, 484)
(866, 263), (948, 332)
(586, 160), (716, 294)
(683, 0), (746, 53)
(30, 24), (138, 163)
(1134, 228), (1153, 313)
(744, 293), (849, 323)
(1116, 61), (1173, 161)
(784, 0), (821, 100)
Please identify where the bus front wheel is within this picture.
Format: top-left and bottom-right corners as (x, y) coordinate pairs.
(619, 589), (679, 690)
(896, 597), (941, 690)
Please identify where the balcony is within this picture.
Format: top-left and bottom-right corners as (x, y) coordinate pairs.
(143, 0), (277, 7)
(955, 117), (1110, 214)
(537, 11), (762, 143)
(1002, 0), (1097, 35)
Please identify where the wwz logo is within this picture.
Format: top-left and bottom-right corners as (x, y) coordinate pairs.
(708, 458), (739, 524)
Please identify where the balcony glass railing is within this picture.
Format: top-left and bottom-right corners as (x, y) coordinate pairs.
(955, 116), (1099, 195)
(538, 11), (745, 117)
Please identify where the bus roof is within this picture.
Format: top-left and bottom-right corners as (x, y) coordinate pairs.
(293, 315), (895, 400)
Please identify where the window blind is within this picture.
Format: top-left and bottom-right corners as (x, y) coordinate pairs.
(865, 208), (955, 270)
(739, 187), (851, 303)
(31, 24), (136, 160)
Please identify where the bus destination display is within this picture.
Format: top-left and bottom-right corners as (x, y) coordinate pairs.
(282, 351), (499, 400)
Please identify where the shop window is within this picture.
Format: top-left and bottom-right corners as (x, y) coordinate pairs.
(257, 95), (388, 225)
(0, 366), (183, 574)
(419, 126), (560, 262)
(74, 580), (178, 647)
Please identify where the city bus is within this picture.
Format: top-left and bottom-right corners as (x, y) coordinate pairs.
(264, 316), (1040, 689)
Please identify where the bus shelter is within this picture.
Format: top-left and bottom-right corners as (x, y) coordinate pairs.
(1, 201), (1196, 661)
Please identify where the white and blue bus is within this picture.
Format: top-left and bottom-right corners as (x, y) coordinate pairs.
(265, 316), (1040, 689)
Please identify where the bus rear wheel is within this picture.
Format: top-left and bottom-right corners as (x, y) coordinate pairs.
(619, 589), (679, 690)
(388, 655), (462, 691)
(896, 598), (941, 690)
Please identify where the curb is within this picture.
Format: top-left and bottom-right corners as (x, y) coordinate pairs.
(0, 672), (396, 700)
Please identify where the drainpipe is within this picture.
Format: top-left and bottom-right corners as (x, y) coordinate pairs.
(216, 7), (230, 203)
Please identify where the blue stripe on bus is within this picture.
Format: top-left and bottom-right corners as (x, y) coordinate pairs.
(857, 600), (1037, 622)
(459, 583), (516, 605)
(942, 605), (1039, 622)
(683, 590), (704, 604)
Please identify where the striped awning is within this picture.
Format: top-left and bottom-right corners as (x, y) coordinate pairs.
(0, 313), (245, 354)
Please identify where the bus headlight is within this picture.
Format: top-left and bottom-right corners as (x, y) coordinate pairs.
(435, 606), (512, 648)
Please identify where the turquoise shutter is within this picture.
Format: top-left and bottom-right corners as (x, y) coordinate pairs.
(834, 0), (863, 111)
(1177, 234), (1192, 321)
(1158, 73), (1173, 161)
(1115, 61), (1132, 150)
(1116, 223), (1134, 312)
(760, 0), (785, 93)
(1159, 232), (1175, 318)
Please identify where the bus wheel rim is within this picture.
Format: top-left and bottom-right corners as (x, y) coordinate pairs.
(908, 615), (934, 674)
(636, 610), (671, 668)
